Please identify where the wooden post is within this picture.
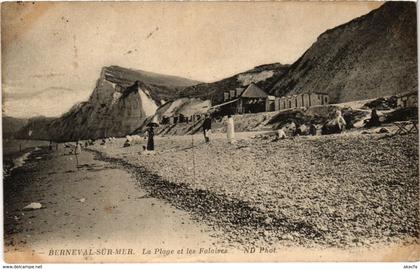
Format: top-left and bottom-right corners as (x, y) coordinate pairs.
(74, 143), (79, 170)
(191, 115), (196, 182)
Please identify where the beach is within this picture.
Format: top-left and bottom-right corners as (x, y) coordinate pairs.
(2, 139), (51, 178)
(3, 145), (219, 263)
(90, 130), (419, 249)
(3, 130), (420, 262)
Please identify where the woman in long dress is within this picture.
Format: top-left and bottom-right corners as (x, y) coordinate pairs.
(226, 114), (236, 144)
(75, 141), (82, 155)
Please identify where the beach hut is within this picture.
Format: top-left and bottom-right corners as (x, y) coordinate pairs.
(265, 95), (276, 112)
(275, 92), (329, 110)
(307, 92), (329, 107)
(223, 92), (230, 101)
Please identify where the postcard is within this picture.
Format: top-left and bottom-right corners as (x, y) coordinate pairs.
(2, 1), (419, 263)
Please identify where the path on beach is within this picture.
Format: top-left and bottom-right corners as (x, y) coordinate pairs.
(4, 147), (218, 262)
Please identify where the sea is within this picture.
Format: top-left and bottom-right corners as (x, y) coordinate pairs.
(2, 139), (51, 178)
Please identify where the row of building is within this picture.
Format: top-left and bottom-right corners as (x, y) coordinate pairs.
(220, 84), (417, 114)
(157, 83), (418, 125)
(218, 83), (330, 114)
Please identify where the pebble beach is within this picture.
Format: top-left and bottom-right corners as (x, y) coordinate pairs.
(90, 130), (419, 249)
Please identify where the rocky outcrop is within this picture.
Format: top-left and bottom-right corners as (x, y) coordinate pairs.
(18, 66), (201, 141)
(270, 2), (417, 103)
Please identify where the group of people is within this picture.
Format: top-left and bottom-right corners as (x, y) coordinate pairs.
(202, 113), (236, 144)
(128, 108), (383, 151)
(123, 125), (155, 152)
(275, 121), (317, 140)
(201, 110), (350, 143)
(283, 109), (380, 138)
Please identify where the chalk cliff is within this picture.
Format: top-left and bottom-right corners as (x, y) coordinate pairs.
(18, 66), (200, 141)
(269, 2), (417, 103)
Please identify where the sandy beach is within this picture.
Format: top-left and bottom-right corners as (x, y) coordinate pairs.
(4, 145), (219, 263)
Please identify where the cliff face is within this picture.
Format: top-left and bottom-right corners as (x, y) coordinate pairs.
(34, 66), (200, 141)
(2, 116), (28, 139)
(15, 116), (56, 140)
(270, 2), (417, 103)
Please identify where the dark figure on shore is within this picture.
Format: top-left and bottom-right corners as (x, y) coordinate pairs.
(49, 140), (53, 151)
(202, 114), (212, 143)
(146, 125), (155, 151)
(294, 122), (302, 136)
(309, 123), (317, 136)
(364, 109), (381, 128)
(343, 113), (354, 129)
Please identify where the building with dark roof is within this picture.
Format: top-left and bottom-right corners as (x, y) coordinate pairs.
(219, 83), (275, 114)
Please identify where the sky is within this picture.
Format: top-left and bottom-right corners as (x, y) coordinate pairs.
(2, 1), (382, 118)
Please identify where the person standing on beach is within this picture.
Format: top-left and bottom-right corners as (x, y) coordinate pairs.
(202, 114), (212, 143)
(226, 114), (236, 144)
(75, 141), (82, 155)
(333, 110), (346, 132)
(146, 125), (155, 151)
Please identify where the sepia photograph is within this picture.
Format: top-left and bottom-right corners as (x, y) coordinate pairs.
(1, 0), (419, 263)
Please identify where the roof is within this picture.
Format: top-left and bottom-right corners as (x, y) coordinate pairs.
(156, 98), (211, 118)
(178, 99), (212, 116)
(240, 83), (268, 98)
(210, 98), (239, 109)
(159, 98), (189, 117)
(278, 92), (329, 99)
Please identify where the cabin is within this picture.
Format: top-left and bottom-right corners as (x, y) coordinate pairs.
(397, 91), (418, 108)
(265, 95), (276, 112)
(275, 92), (329, 110)
(220, 83), (272, 114)
(237, 83), (269, 113)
